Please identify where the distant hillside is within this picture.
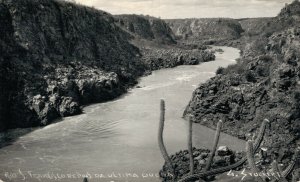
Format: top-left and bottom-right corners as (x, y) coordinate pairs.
(165, 18), (244, 44)
(237, 1), (300, 40)
(238, 17), (273, 36)
(114, 15), (176, 44)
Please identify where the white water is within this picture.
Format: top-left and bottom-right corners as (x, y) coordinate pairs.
(0, 46), (244, 182)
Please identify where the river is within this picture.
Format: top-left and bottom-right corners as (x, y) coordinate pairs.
(0, 46), (244, 182)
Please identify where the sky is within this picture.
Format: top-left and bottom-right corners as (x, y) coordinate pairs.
(74, 0), (295, 19)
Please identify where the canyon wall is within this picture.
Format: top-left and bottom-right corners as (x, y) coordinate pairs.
(115, 15), (176, 44)
(165, 18), (244, 44)
(0, 0), (145, 130)
(184, 0), (300, 158)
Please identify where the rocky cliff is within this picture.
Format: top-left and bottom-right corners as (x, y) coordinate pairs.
(165, 18), (244, 44)
(0, 0), (147, 131)
(115, 15), (176, 44)
(184, 1), (300, 163)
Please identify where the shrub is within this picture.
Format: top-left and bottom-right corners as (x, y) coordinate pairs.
(258, 55), (273, 62)
(293, 91), (300, 109)
(245, 70), (257, 82)
(225, 63), (245, 75)
(216, 67), (225, 75)
(256, 66), (270, 77)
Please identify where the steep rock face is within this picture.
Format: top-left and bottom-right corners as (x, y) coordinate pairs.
(0, 0), (145, 130)
(115, 15), (176, 44)
(165, 18), (244, 44)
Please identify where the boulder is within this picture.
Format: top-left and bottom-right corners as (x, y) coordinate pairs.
(217, 146), (231, 156)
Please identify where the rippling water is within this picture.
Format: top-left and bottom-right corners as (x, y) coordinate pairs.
(0, 47), (244, 182)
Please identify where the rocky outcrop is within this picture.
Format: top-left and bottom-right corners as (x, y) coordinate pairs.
(0, 0), (145, 130)
(115, 15), (176, 44)
(165, 18), (244, 45)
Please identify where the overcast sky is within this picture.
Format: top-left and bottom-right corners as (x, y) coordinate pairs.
(75, 0), (294, 19)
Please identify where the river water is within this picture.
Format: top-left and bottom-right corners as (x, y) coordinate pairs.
(0, 46), (244, 182)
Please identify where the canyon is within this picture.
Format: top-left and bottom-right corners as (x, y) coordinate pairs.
(1, 0), (300, 181)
